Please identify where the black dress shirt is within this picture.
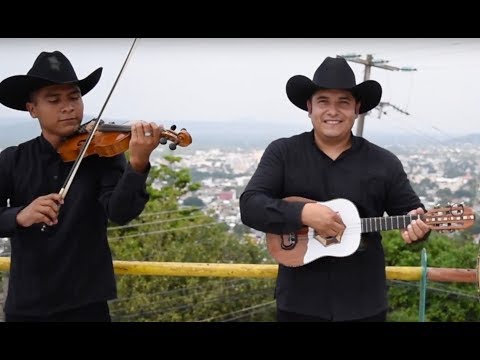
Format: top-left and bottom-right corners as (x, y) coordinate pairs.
(240, 130), (423, 321)
(0, 134), (150, 316)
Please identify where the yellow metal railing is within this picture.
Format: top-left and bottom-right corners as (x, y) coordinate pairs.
(0, 257), (477, 283)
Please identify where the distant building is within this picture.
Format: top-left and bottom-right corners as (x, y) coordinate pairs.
(218, 191), (234, 201)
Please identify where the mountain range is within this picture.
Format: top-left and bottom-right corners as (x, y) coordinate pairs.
(0, 115), (478, 150)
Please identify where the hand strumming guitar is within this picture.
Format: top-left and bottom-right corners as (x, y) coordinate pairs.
(301, 202), (346, 239)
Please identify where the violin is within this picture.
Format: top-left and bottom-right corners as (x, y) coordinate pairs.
(57, 120), (193, 162)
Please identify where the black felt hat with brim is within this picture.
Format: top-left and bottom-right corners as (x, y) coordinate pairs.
(0, 50), (102, 111)
(286, 56), (382, 114)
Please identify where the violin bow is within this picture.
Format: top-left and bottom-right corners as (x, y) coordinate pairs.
(41, 38), (139, 232)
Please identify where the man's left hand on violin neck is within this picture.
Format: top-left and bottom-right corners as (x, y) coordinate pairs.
(128, 121), (164, 173)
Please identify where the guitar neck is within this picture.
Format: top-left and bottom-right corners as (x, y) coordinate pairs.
(361, 214), (421, 233)
(280, 197), (474, 234)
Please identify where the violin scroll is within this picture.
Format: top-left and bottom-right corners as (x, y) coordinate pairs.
(160, 125), (192, 150)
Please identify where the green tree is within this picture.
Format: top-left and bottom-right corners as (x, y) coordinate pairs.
(383, 230), (480, 322)
(108, 155), (275, 322)
(182, 196), (205, 207)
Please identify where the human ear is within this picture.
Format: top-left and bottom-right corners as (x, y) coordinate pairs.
(26, 102), (37, 118)
(355, 102), (361, 115)
(306, 100), (312, 116)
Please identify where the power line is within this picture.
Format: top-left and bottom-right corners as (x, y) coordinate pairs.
(199, 300), (275, 322)
(136, 206), (203, 218)
(107, 214), (205, 231)
(108, 222), (218, 240)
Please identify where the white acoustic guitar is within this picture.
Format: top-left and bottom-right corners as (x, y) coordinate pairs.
(266, 196), (476, 267)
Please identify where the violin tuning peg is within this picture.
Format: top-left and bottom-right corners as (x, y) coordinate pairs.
(159, 137), (168, 145)
(170, 125), (177, 131)
(169, 143), (177, 151)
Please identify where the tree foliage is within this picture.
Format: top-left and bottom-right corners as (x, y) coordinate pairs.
(108, 156), (275, 322)
(383, 230), (480, 322)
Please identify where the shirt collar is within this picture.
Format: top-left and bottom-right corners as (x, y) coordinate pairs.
(37, 133), (61, 162)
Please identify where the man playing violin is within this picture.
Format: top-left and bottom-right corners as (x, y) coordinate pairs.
(0, 50), (162, 321)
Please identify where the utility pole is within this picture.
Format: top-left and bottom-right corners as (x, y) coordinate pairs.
(337, 54), (417, 137)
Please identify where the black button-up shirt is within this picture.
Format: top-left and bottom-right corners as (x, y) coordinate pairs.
(0, 134), (150, 316)
(240, 131), (423, 321)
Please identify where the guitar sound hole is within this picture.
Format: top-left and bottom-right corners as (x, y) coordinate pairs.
(281, 233), (297, 250)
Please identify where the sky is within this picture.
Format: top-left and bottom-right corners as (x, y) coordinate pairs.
(0, 38), (479, 142)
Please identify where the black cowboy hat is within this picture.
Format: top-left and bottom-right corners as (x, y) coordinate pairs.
(286, 56), (382, 114)
(0, 50), (102, 111)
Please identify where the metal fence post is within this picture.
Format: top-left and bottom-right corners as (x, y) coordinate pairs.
(419, 248), (427, 322)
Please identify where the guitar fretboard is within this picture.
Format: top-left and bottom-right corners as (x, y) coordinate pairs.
(361, 214), (420, 233)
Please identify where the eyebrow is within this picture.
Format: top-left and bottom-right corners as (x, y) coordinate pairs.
(44, 88), (81, 97)
(315, 94), (353, 101)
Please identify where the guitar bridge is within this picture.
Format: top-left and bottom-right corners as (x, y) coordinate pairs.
(281, 233), (297, 250)
(314, 232), (341, 247)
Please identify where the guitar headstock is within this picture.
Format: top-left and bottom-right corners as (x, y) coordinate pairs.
(424, 203), (476, 232)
